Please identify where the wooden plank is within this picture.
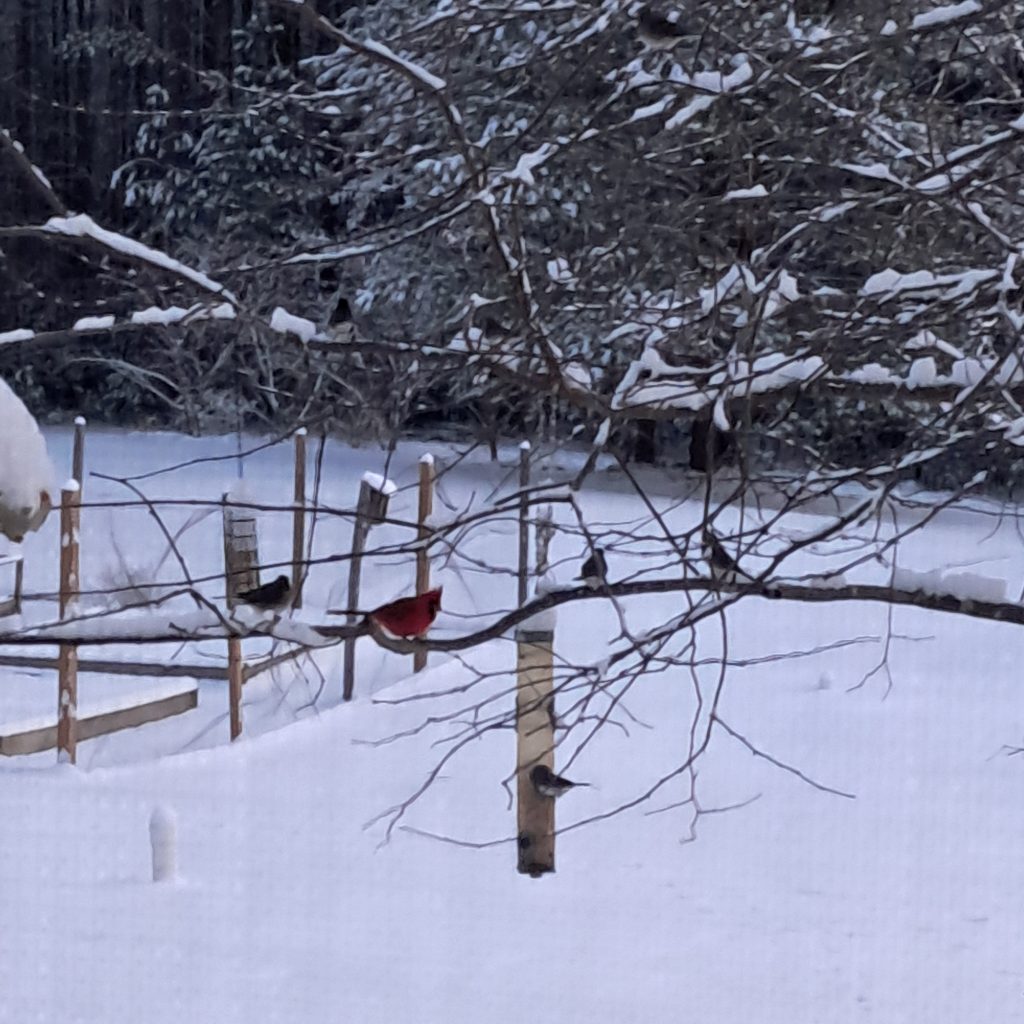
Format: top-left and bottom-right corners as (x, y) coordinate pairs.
(0, 653), (230, 680)
(243, 644), (306, 682)
(0, 688), (198, 756)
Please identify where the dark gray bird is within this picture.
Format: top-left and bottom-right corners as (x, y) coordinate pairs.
(530, 764), (590, 798)
(578, 547), (608, 588)
(637, 4), (688, 50)
(236, 574), (292, 611)
(701, 529), (779, 597)
(701, 529), (754, 587)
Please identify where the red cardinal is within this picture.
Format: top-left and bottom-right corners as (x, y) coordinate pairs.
(367, 588), (442, 638)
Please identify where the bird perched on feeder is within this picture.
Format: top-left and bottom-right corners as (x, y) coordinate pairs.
(636, 4), (688, 50)
(578, 546), (608, 589)
(368, 587), (443, 639)
(236, 574), (292, 611)
(530, 764), (590, 798)
(701, 528), (779, 597)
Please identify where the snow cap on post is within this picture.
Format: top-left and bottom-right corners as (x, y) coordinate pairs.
(360, 471), (397, 497)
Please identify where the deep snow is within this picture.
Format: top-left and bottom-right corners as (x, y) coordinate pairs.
(1, 428), (1022, 1023)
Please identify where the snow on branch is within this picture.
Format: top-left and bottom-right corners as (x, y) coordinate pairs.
(0, 329), (35, 346)
(269, 307), (321, 343)
(1, 570), (1023, 651)
(40, 215), (233, 300)
(911, 1), (982, 31)
(612, 350), (827, 413)
(361, 36), (447, 92)
(0, 303), (237, 353)
(611, 347), (1024, 415)
(270, 1), (454, 113)
(0, 605), (354, 648)
(861, 266), (999, 302)
(665, 59), (754, 130)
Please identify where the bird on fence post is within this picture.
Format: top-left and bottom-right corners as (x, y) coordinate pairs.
(530, 764), (590, 798)
(237, 575), (292, 612)
(368, 587), (442, 639)
(578, 547), (608, 589)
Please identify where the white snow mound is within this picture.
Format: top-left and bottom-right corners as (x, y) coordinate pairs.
(0, 377), (57, 541)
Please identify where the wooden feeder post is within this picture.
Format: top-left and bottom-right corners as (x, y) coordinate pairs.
(222, 492), (260, 741)
(57, 482), (81, 765)
(413, 454), (434, 674)
(517, 441), (531, 607)
(516, 625), (556, 877)
(291, 428), (307, 609)
(342, 477), (391, 702)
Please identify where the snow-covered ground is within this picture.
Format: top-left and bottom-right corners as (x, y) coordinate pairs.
(1, 428), (1023, 1023)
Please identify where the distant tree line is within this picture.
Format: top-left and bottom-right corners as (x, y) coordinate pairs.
(2, 0), (1024, 489)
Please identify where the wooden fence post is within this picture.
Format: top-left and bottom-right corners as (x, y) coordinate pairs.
(222, 493), (260, 603)
(342, 476), (391, 702)
(516, 624), (555, 877)
(413, 454), (434, 674)
(518, 441), (531, 607)
(227, 637), (243, 742)
(57, 482), (80, 764)
(72, 416), (86, 488)
(222, 492), (260, 741)
(291, 428), (307, 609)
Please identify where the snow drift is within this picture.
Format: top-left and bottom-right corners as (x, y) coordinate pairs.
(0, 377), (56, 541)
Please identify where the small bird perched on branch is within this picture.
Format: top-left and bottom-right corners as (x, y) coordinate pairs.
(368, 587), (443, 639)
(530, 764), (590, 798)
(237, 574), (292, 611)
(701, 528), (779, 597)
(578, 546), (608, 589)
(636, 4), (688, 50)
